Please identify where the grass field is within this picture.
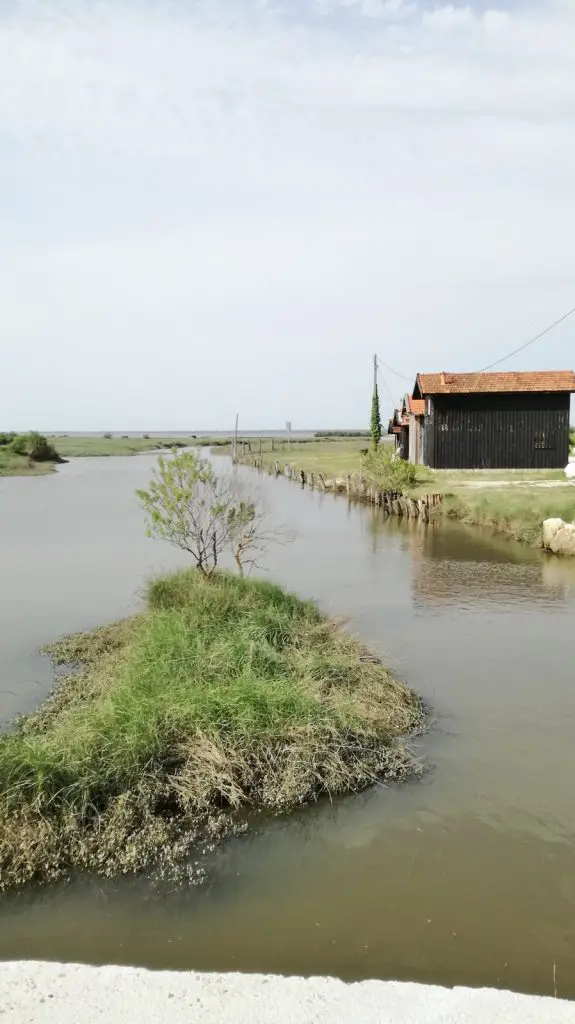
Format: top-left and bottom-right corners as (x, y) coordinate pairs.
(49, 435), (200, 458)
(0, 568), (422, 892)
(215, 437), (381, 477)
(0, 450), (55, 478)
(408, 467), (569, 500)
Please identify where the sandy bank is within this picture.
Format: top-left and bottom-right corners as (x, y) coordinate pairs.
(1, 963), (574, 1023)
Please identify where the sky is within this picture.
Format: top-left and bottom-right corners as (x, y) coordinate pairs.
(1, 0), (574, 430)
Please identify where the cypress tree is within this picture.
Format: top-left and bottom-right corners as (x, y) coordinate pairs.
(371, 381), (382, 448)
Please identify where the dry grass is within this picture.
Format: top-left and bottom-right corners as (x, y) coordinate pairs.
(0, 570), (423, 893)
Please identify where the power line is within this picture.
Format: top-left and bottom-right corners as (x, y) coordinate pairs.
(376, 355), (413, 384)
(377, 364), (399, 410)
(478, 304), (575, 372)
(375, 300), (575, 391)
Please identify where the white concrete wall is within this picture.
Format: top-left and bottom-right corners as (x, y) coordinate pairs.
(1, 963), (574, 1023)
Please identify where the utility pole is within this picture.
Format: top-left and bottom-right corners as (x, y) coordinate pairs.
(373, 353), (378, 396)
(234, 413), (239, 463)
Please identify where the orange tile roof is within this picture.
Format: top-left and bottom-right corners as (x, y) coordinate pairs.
(408, 397), (425, 415)
(416, 370), (575, 395)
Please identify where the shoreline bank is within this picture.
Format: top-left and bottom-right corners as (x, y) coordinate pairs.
(222, 447), (575, 551)
(2, 963), (573, 1023)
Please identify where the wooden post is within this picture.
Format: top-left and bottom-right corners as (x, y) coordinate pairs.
(272, 438), (275, 452)
(300, 469), (305, 486)
(274, 460), (279, 476)
(309, 472), (315, 489)
(259, 438), (262, 455)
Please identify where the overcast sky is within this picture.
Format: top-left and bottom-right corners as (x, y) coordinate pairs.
(1, 0), (574, 430)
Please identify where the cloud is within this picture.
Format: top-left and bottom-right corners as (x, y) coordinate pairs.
(0, 0), (574, 428)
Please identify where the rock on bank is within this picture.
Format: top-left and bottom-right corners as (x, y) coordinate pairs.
(543, 518), (575, 556)
(1, 963), (574, 1023)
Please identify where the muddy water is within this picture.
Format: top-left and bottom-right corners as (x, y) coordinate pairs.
(1, 455), (575, 998)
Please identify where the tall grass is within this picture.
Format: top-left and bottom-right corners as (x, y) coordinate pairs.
(0, 570), (422, 891)
(445, 488), (575, 544)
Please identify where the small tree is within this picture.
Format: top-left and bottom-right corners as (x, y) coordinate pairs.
(371, 381), (382, 448)
(362, 445), (417, 495)
(137, 450), (278, 577)
(225, 481), (283, 577)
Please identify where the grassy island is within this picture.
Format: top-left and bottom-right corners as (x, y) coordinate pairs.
(0, 569), (423, 892)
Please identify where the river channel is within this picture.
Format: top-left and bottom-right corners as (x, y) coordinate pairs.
(1, 454), (575, 998)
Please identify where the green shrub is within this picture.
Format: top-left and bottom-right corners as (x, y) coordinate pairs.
(10, 435), (28, 456)
(27, 432), (59, 462)
(362, 446), (417, 494)
(0, 432), (16, 447)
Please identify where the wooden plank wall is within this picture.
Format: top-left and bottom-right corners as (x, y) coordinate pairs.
(425, 392), (570, 470)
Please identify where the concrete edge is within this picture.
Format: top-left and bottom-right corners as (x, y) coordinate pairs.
(0, 962), (574, 1023)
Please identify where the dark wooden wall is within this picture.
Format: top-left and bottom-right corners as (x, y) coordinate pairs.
(423, 392), (571, 469)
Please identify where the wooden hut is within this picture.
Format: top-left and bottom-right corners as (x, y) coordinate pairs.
(403, 394), (425, 464)
(413, 370), (575, 470)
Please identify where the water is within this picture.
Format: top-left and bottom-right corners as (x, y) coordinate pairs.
(1, 455), (575, 998)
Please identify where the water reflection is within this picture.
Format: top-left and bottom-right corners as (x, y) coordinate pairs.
(369, 515), (575, 609)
